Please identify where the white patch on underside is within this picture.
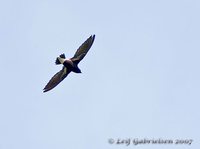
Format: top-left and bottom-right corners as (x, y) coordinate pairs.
(63, 67), (67, 74)
(57, 57), (65, 64)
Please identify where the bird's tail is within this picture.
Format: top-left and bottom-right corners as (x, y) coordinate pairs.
(55, 53), (65, 65)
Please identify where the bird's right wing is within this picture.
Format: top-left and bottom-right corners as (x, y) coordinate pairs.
(71, 35), (95, 64)
(43, 66), (71, 92)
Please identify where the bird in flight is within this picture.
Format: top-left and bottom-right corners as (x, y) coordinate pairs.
(43, 35), (95, 92)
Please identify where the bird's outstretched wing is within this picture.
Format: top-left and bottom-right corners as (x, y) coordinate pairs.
(43, 66), (71, 92)
(71, 35), (95, 64)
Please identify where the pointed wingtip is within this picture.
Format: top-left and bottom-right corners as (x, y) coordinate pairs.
(43, 86), (52, 93)
(92, 34), (95, 39)
(90, 34), (95, 43)
(43, 86), (50, 93)
(43, 89), (50, 93)
(43, 88), (47, 93)
(89, 34), (95, 39)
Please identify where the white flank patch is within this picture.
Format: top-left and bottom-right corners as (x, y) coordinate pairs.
(63, 67), (67, 74)
(58, 57), (65, 64)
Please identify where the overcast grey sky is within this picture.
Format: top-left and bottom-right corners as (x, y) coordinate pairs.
(0, 0), (200, 148)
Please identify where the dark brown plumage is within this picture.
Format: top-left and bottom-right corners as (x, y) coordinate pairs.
(43, 35), (95, 92)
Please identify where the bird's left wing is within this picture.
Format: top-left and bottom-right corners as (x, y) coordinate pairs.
(43, 66), (70, 92)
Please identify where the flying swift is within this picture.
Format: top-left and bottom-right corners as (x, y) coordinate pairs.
(43, 35), (95, 92)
